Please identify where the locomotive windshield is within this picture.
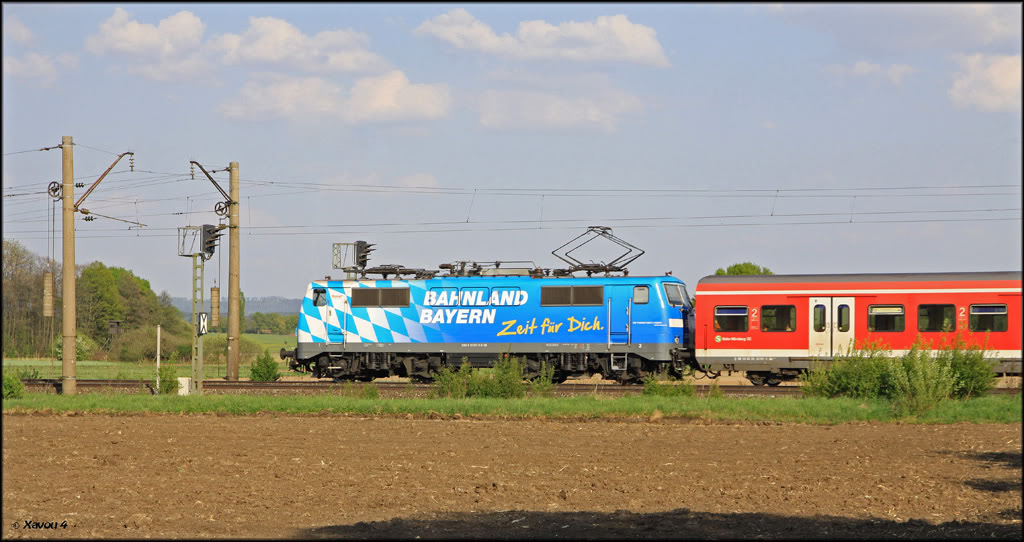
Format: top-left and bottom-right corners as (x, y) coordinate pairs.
(664, 283), (690, 307)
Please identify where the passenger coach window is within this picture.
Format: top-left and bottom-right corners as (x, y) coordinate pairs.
(312, 288), (327, 307)
(918, 304), (955, 332)
(761, 305), (796, 332)
(970, 304), (1008, 332)
(351, 288), (411, 307)
(868, 305), (905, 332)
(633, 286), (649, 304)
(813, 305), (826, 332)
(837, 305), (851, 332)
(714, 306), (748, 332)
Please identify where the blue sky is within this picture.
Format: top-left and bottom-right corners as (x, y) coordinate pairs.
(3, 3), (1021, 298)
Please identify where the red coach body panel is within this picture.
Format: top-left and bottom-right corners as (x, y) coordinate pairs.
(694, 272), (1022, 375)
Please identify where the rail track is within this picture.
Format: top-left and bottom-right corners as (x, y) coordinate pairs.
(17, 378), (1021, 397)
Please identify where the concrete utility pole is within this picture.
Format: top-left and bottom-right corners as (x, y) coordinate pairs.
(61, 136), (76, 395)
(227, 161), (240, 380)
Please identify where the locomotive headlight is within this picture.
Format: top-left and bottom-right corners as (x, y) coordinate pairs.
(674, 337), (680, 344)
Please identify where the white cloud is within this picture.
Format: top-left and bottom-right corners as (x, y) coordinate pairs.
(415, 9), (669, 67)
(479, 88), (643, 132)
(86, 8), (205, 57)
(766, 4), (1021, 52)
(886, 64), (915, 85)
(949, 53), (1022, 112)
(221, 71), (451, 123)
(3, 14), (34, 46)
(825, 60), (916, 86)
(212, 16), (389, 72)
(3, 53), (57, 87)
(85, 8), (215, 81)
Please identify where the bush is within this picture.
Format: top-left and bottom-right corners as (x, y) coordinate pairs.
(158, 364), (179, 394)
(250, 349), (281, 382)
(361, 384), (380, 400)
(529, 361), (556, 397)
(887, 344), (954, 416)
(802, 336), (993, 416)
(432, 356), (526, 399)
(802, 340), (891, 399)
(642, 370), (695, 397)
(3, 372), (25, 399)
(54, 333), (98, 361)
(432, 362), (471, 399)
(941, 334), (997, 399)
(16, 367), (40, 380)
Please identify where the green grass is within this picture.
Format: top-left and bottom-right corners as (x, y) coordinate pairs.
(207, 332), (295, 351)
(1, 357), (305, 381)
(3, 392), (1019, 424)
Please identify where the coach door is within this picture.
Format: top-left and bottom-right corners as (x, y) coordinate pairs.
(808, 297), (855, 357)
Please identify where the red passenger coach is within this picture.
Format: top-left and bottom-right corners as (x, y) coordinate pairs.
(694, 272), (1022, 385)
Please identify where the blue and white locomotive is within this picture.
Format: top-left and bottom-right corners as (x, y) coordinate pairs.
(284, 270), (695, 383)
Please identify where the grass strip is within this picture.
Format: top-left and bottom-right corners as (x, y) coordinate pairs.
(3, 393), (1020, 424)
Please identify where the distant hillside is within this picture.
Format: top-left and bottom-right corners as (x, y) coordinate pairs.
(170, 295), (301, 317)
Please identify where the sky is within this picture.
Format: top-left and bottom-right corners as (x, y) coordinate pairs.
(2, 3), (1022, 299)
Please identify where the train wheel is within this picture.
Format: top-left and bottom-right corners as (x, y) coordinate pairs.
(747, 373), (766, 386)
(765, 378), (782, 387)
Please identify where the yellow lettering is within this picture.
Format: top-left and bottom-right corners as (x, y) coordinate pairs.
(497, 320), (518, 337)
(568, 316), (582, 332)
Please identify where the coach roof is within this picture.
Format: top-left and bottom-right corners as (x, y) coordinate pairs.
(697, 271), (1022, 285)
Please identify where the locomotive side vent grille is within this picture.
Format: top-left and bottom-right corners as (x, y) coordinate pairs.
(541, 287), (572, 306)
(573, 286), (604, 306)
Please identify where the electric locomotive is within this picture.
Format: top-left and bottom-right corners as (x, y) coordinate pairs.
(281, 227), (695, 383)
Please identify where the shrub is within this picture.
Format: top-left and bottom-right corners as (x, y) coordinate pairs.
(887, 344), (954, 416)
(707, 380), (724, 399)
(642, 370), (695, 397)
(360, 384), (380, 400)
(3, 372), (25, 399)
(802, 340), (891, 399)
(432, 362), (471, 399)
(158, 364), (179, 394)
(54, 333), (98, 361)
(941, 334), (997, 399)
(432, 356), (526, 399)
(250, 349), (281, 382)
(173, 343), (192, 362)
(107, 327), (160, 362)
(529, 361), (556, 397)
(16, 367), (40, 380)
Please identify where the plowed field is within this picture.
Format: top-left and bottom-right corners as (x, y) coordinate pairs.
(2, 414), (1021, 539)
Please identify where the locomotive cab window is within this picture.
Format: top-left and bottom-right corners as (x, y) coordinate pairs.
(713, 306), (748, 332)
(761, 305), (796, 332)
(918, 304), (955, 332)
(312, 288), (327, 307)
(969, 304), (1008, 332)
(351, 287), (410, 308)
(664, 284), (689, 307)
(633, 286), (649, 304)
(541, 286), (604, 306)
(868, 305), (905, 332)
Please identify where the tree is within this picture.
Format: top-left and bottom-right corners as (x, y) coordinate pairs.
(714, 262), (774, 276)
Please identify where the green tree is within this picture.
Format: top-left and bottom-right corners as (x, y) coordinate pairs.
(77, 262), (126, 344)
(714, 262), (774, 276)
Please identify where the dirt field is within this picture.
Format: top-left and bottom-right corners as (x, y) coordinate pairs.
(2, 413), (1021, 539)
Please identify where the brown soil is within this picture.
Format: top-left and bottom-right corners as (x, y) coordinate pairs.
(2, 414), (1020, 539)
